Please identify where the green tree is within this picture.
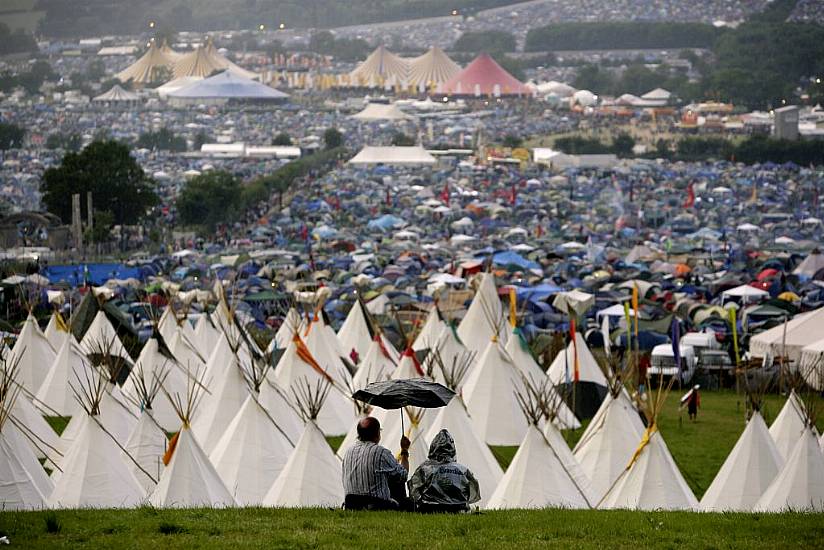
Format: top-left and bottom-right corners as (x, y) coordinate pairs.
(611, 133), (635, 158)
(85, 210), (115, 243)
(193, 131), (212, 152)
(272, 132), (293, 146)
(324, 128), (343, 149)
(176, 171), (241, 230)
(45, 132), (83, 151)
(391, 132), (415, 146)
(502, 134), (522, 148)
(454, 30), (516, 53)
(136, 128), (187, 152)
(0, 123), (25, 150)
(41, 141), (158, 225)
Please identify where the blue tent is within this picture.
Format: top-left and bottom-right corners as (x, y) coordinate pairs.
(492, 251), (540, 271)
(168, 71), (289, 102)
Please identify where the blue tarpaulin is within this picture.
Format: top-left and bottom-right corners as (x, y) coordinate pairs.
(42, 264), (144, 287)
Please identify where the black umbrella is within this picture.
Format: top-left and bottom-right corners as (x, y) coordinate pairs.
(352, 379), (455, 433)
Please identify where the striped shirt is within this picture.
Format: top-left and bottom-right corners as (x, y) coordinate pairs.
(342, 440), (407, 502)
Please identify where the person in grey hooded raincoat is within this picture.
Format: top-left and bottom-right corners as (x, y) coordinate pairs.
(408, 429), (480, 512)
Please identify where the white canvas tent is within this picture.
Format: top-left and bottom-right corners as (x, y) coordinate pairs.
(7, 314), (56, 394)
(755, 426), (824, 512)
(769, 390), (808, 461)
(262, 420), (343, 508)
(700, 411), (783, 511)
(348, 146), (436, 166)
(210, 393), (294, 505)
(351, 102), (413, 121)
(573, 390), (645, 499)
(457, 273), (509, 354)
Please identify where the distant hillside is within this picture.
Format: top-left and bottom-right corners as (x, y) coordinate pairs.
(34, 0), (522, 38)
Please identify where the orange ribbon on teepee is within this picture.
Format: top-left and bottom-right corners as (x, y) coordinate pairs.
(163, 431), (180, 466)
(293, 333), (334, 383)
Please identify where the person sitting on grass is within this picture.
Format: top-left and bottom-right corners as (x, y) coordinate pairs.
(342, 416), (411, 510)
(408, 429), (480, 513)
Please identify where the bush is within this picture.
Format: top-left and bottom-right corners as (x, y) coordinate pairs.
(0, 122), (25, 150)
(324, 128), (343, 149)
(136, 128), (187, 152)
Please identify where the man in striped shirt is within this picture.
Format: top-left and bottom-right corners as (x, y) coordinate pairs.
(342, 416), (410, 510)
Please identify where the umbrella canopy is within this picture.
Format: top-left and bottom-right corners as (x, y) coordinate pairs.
(352, 379), (455, 410)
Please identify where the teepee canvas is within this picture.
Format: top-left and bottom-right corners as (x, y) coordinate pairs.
(48, 368), (144, 508)
(148, 368), (236, 508)
(457, 273), (508, 354)
(210, 357), (295, 505)
(8, 314), (56, 394)
(0, 354), (52, 510)
(262, 380), (344, 507)
(35, 333), (87, 417)
(769, 389), (807, 461)
(701, 411), (783, 511)
(755, 426), (824, 512)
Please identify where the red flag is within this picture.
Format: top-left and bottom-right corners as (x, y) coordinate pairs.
(510, 183), (517, 205)
(440, 182), (450, 206)
(570, 317), (580, 383)
(684, 182), (695, 208)
(386, 189), (391, 206)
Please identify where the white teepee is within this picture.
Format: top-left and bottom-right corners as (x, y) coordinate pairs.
(44, 311), (67, 351)
(769, 390), (807, 461)
(258, 377), (304, 443)
(506, 328), (579, 430)
(598, 427), (697, 510)
(210, 393), (294, 505)
(191, 350), (250, 455)
(124, 412), (167, 493)
(462, 338), (528, 445)
(487, 423), (593, 509)
(48, 368), (144, 509)
(272, 335), (354, 436)
(148, 370), (236, 508)
(573, 390), (645, 499)
(80, 311), (131, 361)
(412, 306), (447, 352)
(457, 273), (508, 353)
(10, 391), (61, 461)
(351, 336), (396, 390)
(755, 426), (824, 512)
(35, 333), (86, 417)
(8, 314), (56, 394)
(337, 299), (373, 362)
(0, 359), (52, 510)
(700, 411), (783, 511)
(262, 380), (344, 507)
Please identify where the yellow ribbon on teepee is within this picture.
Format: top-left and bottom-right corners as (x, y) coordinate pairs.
(509, 287), (517, 328)
(625, 423), (657, 471)
(631, 283), (640, 340)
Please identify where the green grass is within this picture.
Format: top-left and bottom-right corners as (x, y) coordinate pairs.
(1, 507), (822, 549)
(45, 416), (70, 436)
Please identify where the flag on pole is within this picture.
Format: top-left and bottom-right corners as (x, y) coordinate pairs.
(602, 314), (611, 358)
(623, 301), (632, 349)
(671, 317), (681, 370)
(631, 283), (640, 341)
(570, 316), (580, 383)
(729, 308), (740, 366)
(684, 181), (695, 208)
(440, 181), (450, 206)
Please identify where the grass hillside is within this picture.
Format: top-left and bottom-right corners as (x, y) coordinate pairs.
(2, 507), (821, 548)
(34, 0), (523, 38)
